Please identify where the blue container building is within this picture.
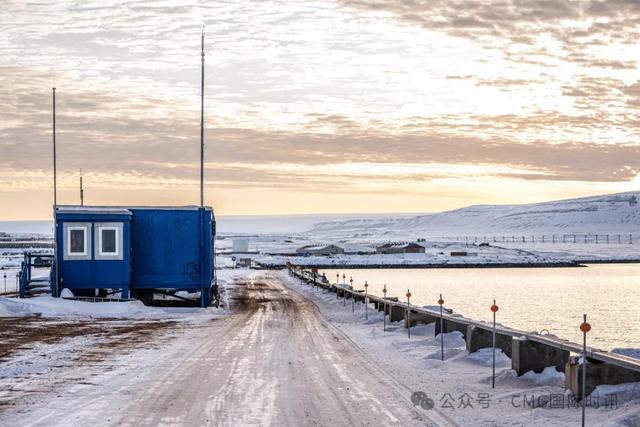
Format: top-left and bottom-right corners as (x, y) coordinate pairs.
(52, 205), (216, 307)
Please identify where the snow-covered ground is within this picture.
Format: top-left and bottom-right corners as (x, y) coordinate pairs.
(0, 294), (226, 320)
(282, 271), (640, 426)
(250, 244), (571, 268)
(211, 192), (640, 267)
(308, 191), (640, 236)
(0, 270), (249, 320)
(0, 270), (432, 426)
(0, 269), (638, 426)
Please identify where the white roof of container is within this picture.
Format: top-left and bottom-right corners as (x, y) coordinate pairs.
(56, 206), (132, 215)
(56, 205), (211, 213)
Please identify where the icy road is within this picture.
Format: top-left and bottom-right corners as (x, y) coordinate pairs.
(1, 275), (443, 426)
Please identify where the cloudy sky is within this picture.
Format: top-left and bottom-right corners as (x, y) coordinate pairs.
(1, 0), (640, 220)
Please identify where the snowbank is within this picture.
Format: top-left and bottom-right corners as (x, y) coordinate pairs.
(60, 288), (74, 298)
(465, 347), (511, 367)
(520, 366), (565, 387)
(0, 297), (41, 317)
(0, 269), (251, 319)
(592, 382), (640, 405)
(0, 296), (225, 320)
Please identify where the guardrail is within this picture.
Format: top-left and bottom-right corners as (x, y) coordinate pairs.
(19, 253), (54, 298)
(288, 264), (640, 398)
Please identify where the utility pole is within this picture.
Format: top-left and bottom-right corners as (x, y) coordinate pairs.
(198, 27), (206, 306)
(200, 26), (205, 207)
(80, 169), (84, 206)
(52, 87), (59, 297)
(53, 88), (57, 208)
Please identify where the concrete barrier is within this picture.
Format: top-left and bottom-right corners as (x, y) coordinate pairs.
(435, 318), (469, 338)
(405, 310), (438, 328)
(377, 298), (398, 313)
(465, 325), (513, 357)
(511, 336), (569, 376)
(389, 304), (405, 322)
(353, 291), (366, 303)
(565, 356), (640, 398)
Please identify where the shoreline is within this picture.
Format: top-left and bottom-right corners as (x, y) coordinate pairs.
(253, 259), (640, 270)
(254, 261), (583, 269)
(578, 258), (640, 264)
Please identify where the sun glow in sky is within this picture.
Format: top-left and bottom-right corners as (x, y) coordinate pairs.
(1, 0), (640, 220)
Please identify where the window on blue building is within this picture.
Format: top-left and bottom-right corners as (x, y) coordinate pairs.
(68, 227), (86, 255)
(98, 227), (118, 256)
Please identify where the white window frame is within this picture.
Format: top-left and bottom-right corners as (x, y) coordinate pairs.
(97, 226), (120, 257)
(67, 226), (88, 257)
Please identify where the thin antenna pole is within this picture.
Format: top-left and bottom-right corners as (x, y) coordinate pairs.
(53, 88), (57, 207)
(80, 169), (84, 206)
(200, 26), (205, 207)
(52, 87), (59, 297)
(198, 26), (206, 306)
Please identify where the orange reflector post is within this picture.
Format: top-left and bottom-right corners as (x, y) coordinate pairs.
(580, 322), (591, 333)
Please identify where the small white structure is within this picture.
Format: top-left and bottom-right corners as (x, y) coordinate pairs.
(232, 239), (250, 253)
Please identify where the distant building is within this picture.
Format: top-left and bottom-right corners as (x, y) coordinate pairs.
(296, 244), (345, 256)
(450, 251), (468, 257)
(236, 257), (252, 268)
(376, 242), (425, 254)
(232, 239), (250, 253)
(450, 251), (478, 257)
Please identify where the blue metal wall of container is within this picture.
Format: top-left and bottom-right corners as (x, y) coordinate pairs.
(55, 207), (132, 298)
(52, 205), (216, 307)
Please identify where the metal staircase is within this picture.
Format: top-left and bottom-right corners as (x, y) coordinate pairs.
(18, 253), (54, 298)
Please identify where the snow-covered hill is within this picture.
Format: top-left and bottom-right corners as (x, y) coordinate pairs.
(310, 191), (640, 237)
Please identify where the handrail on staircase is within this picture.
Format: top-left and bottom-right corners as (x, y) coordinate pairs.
(19, 252), (54, 298)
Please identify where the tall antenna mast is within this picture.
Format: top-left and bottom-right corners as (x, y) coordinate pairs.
(52, 87), (59, 297)
(200, 26), (205, 207)
(80, 169), (84, 206)
(53, 88), (57, 207)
